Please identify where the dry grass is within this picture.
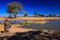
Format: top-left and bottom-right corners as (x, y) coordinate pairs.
(0, 17), (60, 20)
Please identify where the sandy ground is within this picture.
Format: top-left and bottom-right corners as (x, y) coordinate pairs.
(0, 24), (36, 37)
(0, 24), (36, 33)
(0, 17), (60, 20)
(0, 24), (4, 31)
(9, 24), (36, 33)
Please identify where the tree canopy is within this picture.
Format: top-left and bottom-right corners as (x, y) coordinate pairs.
(7, 2), (23, 18)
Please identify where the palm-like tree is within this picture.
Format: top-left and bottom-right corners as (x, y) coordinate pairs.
(7, 2), (22, 18)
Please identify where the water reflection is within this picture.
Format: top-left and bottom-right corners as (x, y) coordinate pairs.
(0, 20), (60, 31)
(21, 20), (60, 32)
(0, 20), (58, 24)
(9, 20), (49, 24)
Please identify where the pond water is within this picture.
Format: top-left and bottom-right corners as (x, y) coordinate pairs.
(24, 20), (60, 32)
(0, 20), (60, 32)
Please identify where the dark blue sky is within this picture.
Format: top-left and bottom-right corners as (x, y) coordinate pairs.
(0, 0), (60, 16)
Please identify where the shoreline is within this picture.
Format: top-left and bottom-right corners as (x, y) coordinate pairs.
(0, 24), (36, 33)
(0, 17), (60, 20)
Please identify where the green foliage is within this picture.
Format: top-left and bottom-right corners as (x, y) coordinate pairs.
(33, 11), (39, 17)
(33, 11), (45, 17)
(24, 13), (28, 17)
(38, 14), (45, 17)
(7, 2), (22, 18)
(48, 14), (56, 17)
(48, 14), (52, 17)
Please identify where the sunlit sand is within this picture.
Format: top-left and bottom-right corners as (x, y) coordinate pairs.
(0, 24), (36, 33)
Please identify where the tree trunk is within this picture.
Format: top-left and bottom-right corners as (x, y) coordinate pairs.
(9, 14), (12, 18)
(14, 13), (17, 23)
(14, 13), (16, 18)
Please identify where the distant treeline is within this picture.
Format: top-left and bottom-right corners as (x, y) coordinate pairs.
(23, 11), (60, 17)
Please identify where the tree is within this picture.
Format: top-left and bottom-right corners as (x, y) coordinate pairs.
(7, 2), (22, 18)
(48, 14), (56, 17)
(52, 14), (56, 17)
(38, 14), (45, 17)
(48, 14), (52, 17)
(24, 13), (28, 17)
(33, 11), (39, 17)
